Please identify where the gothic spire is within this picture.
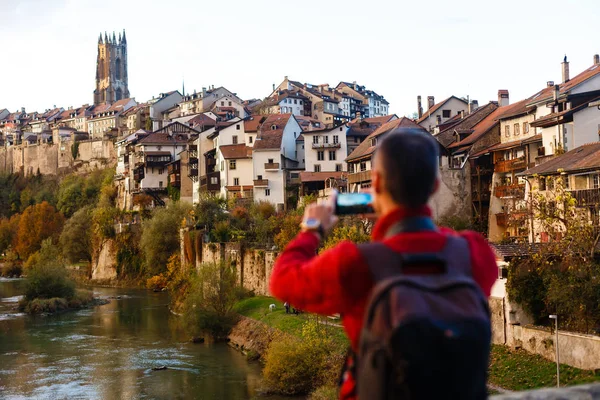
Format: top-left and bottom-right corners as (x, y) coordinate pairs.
(182, 80), (185, 97)
(104, 31), (109, 43)
(98, 33), (103, 44)
(122, 29), (127, 44)
(118, 31), (122, 43)
(112, 31), (116, 44)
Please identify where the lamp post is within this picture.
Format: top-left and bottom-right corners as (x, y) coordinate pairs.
(549, 314), (560, 387)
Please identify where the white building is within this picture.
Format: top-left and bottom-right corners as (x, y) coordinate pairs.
(417, 95), (468, 133)
(252, 114), (302, 210)
(148, 90), (183, 131)
(302, 124), (348, 173)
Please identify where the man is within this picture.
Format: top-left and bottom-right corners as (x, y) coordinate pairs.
(269, 128), (497, 399)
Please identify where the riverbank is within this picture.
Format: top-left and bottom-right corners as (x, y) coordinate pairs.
(231, 296), (600, 394)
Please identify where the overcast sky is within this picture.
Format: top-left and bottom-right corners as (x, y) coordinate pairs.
(1, 0), (599, 116)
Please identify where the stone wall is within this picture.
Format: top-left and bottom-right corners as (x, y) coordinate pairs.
(0, 139), (116, 176)
(91, 239), (118, 281)
(430, 162), (472, 222)
(197, 242), (277, 296)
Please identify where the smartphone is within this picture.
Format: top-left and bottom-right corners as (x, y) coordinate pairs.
(335, 193), (374, 215)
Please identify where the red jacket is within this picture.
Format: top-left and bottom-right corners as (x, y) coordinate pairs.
(269, 206), (498, 399)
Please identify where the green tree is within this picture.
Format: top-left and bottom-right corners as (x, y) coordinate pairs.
(182, 261), (240, 338)
(23, 239), (75, 301)
(140, 202), (191, 276)
(60, 205), (93, 263)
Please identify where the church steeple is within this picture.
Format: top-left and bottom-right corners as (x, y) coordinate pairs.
(112, 31), (116, 44)
(94, 29), (130, 106)
(98, 33), (103, 44)
(122, 29), (127, 44)
(104, 31), (109, 43)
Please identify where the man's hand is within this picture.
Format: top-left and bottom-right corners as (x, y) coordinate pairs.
(302, 195), (338, 238)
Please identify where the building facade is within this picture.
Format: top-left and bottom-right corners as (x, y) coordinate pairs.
(94, 30), (129, 106)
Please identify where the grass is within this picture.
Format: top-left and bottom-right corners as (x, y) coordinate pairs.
(234, 296), (348, 345)
(236, 297), (600, 393)
(489, 344), (600, 391)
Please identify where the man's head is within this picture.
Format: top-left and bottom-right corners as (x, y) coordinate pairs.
(371, 127), (440, 215)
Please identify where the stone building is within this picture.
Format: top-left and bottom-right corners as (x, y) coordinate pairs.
(94, 30), (129, 106)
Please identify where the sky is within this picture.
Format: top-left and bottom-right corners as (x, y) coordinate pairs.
(1, 0), (599, 117)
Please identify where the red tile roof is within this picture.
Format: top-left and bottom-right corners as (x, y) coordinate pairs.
(346, 117), (426, 162)
(243, 115), (266, 133)
(254, 114), (293, 150)
(220, 144), (252, 159)
(447, 99), (531, 150)
(138, 132), (189, 145)
(528, 63), (600, 106)
(521, 142), (600, 176)
(436, 103), (498, 148)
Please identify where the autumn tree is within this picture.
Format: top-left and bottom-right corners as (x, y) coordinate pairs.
(15, 202), (64, 260)
(507, 174), (600, 332)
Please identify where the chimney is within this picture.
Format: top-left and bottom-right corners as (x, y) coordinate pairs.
(427, 96), (435, 110)
(417, 96), (423, 118)
(498, 90), (509, 106)
(547, 81), (555, 87)
(595, 54), (600, 65)
(553, 84), (560, 102)
(202, 87), (207, 97)
(471, 100), (479, 111)
(272, 83), (275, 91)
(460, 110), (465, 119)
(562, 55), (570, 83)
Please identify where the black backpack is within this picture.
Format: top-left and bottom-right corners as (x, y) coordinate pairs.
(354, 221), (491, 400)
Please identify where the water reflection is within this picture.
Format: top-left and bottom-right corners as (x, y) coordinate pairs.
(0, 283), (286, 400)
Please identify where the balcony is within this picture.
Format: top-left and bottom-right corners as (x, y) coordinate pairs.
(494, 183), (525, 199)
(200, 171), (220, 192)
(264, 162), (280, 171)
(568, 188), (600, 207)
(348, 170), (371, 184)
(169, 174), (180, 187)
(311, 142), (341, 149)
(253, 179), (269, 187)
(494, 156), (527, 173)
(188, 168), (198, 177)
(133, 166), (145, 182)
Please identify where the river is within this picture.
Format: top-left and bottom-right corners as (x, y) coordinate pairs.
(0, 278), (287, 400)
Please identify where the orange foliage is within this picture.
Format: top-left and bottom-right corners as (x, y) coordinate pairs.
(14, 202), (64, 259)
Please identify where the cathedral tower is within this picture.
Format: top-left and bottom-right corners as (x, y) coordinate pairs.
(94, 30), (130, 105)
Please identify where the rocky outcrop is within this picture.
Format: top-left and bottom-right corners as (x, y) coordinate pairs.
(91, 239), (117, 281)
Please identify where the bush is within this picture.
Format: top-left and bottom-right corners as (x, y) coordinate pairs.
(262, 319), (345, 395)
(23, 240), (75, 301)
(14, 202), (64, 260)
(146, 274), (168, 291)
(309, 385), (339, 400)
(60, 205), (93, 263)
(1, 261), (22, 278)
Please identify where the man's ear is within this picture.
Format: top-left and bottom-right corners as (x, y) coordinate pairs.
(372, 169), (382, 194)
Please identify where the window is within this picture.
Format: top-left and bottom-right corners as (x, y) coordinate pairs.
(324, 136), (329, 144)
(159, 181), (163, 188)
(505, 125), (510, 137)
(294, 99), (297, 104)
(271, 125), (277, 130)
(236, 124), (240, 130)
(314, 164), (321, 172)
(335, 164), (342, 172)
(329, 151), (336, 161)
(360, 162), (367, 172)
(539, 177), (546, 191)
(257, 174), (263, 180)
(211, 176), (218, 185)
(233, 177), (239, 186)
(229, 160), (237, 170)
(370, 137), (377, 147)
(268, 158), (274, 163)
(317, 151), (324, 161)
(265, 188), (271, 196)
(299, 100), (303, 105)
(221, 101), (225, 106)
(547, 177), (554, 190)
(249, 136), (253, 144)
(593, 174), (600, 189)
(442, 109), (451, 118)
(514, 123), (520, 136)
(228, 101), (232, 106)
(523, 122), (529, 134)
(158, 167), (164, 175)
(313, 136), (319, 144)
(333, 135), (339, 144)
(564, 175), (570, 189)
(232, 135), (238, 144)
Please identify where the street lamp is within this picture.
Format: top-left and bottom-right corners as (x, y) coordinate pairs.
(549, 314), (560, 387)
